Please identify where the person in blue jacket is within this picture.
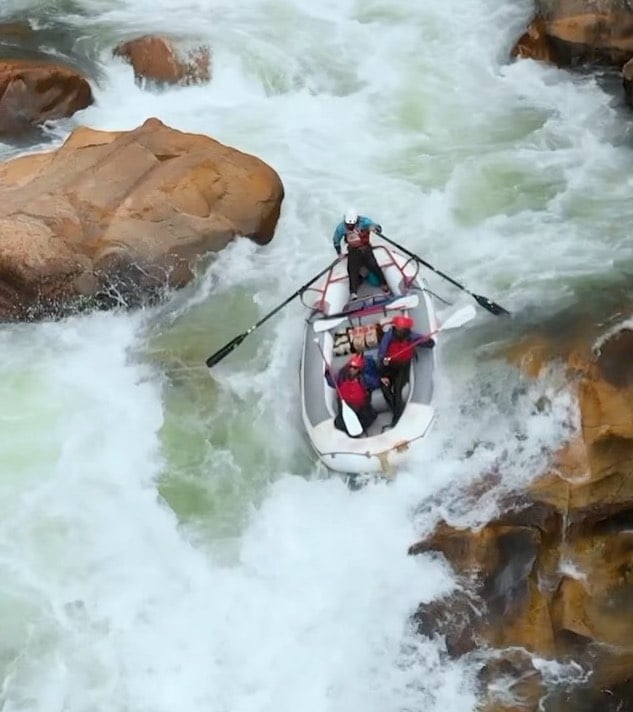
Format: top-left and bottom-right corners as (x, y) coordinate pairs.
(378, 315), (435, 427)
(332, 207), (390, 300)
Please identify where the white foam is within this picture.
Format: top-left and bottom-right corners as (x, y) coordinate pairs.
(1, 0), (630, 708)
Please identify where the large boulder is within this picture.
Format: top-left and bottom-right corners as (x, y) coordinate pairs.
(0, 117), (284, 320)
(113, 35), (211, 87)
(409, 327), (633, 710)
(512, 1), (633, 67)
(0, 59), (93, 135)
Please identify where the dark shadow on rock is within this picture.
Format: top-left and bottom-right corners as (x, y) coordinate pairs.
(481, 527), (539, 618)
(413, 588), (482, 657)
(596, 328), (633, 387)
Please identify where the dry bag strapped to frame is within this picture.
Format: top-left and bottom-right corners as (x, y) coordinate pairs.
(333, 323), (382, 355)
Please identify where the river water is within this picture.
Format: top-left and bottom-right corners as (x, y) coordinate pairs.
(1, 1), (632, 710)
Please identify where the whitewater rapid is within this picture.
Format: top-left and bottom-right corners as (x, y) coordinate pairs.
(1, 0), (632, 710)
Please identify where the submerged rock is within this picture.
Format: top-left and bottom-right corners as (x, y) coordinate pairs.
(113, 35), (211, 87)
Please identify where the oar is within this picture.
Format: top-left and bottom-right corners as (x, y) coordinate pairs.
(312, 294), (420, 333)
(432, 304), (477, 333)
(384, 305), (477, 361)
(206, 255), (341, 368)
(314, 338), (363, 437)
(379, 234), (510, 316)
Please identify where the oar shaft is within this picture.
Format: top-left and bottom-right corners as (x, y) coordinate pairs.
(385, 332), (435, 362)
(250, 255), (342, 331)
(379, 234), (510, 316)
(383, 305), (476, 360)
(314, 339), (363, 436)
(314, 340), (341, 396)
(380, 234), (468, 292)
(206, 255), (341, 368)
(319, 296), (414, 324)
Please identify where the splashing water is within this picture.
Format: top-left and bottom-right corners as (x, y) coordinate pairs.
(1, 0), (632, 709)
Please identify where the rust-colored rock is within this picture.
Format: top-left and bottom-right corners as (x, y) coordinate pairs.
(595, 327), (633, 387)
(0, 118), (284, 320)
(478, 648), (547, 711)
(551, 527), (633, 651)
(511, 19), (560, 63)
(412, 522), (556, 654)
(413, 589), (482, 657)
(113, 35), (210, 86)
(504, 335), (554, 378)
(0, 60), (93, 135)
(0, 22), (33, 40)
(512, 1), (633, 66)
(410, 325), (633, 707)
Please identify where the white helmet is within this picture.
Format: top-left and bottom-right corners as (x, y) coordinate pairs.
(344, 207), (359, 226)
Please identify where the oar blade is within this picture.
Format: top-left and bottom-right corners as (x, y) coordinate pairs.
(381, 233), (511, 318)
(313, 317), (347, 334)
(341, 401), (363, 437)
(205, 333), (246, 368)
(386, 294), (419, 311)
(474, 293), (510, 316)
(439, 304), (477, 331)
(204, 254), (342, 369)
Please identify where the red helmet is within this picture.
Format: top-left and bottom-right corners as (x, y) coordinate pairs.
(392, 315), (413, 330)
(348, 354), (364, 369)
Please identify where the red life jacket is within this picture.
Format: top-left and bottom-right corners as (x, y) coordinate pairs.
(386, 335), (415, 364)
(345, 227), (371, 248)
(338, 377), (368, 408)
